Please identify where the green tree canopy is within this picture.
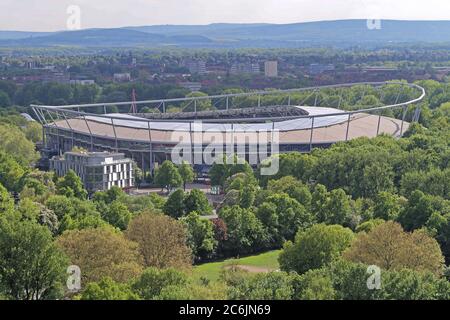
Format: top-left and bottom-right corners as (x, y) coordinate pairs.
(163, 189), (186, 218)
(0, 151), (25, 192)
(184, 189), (212, 216)
(56, 170), (88, 200)
(80, 277), (140, 300)
(219, 205), (268, 255)
(0, 219), (68, 300)
(181, 211), (218, 260)
(0, 123), (38, 166)
(131, 267), (187, 300)
(178, 161), (195, 190)
(154, 161), (183, 192)
(279, 224), (355, 274)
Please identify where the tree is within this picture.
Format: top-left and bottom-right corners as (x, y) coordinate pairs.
(209, 158), (229, 187)
(79, 277), (140, 300)
(326, 259), (380, 300)
(324, 189), (352, 225)
(59, 213), (108, 233)
(219, 205), (268, 255)
(57, 227), (143, 284)
(0, 151), (25, 192)
(267, 176), (312, 209)
(157, 282), (227, 300)
(398, 190), (449, 231)
(311, 184), (329, 221)
(226, 272), (294, 300)
(328, 259), (450, 300)
(310, 184), (353, 226)
(258, 152), (316, 187)
(184, 189), (212, 215)
(181, 212), (218, 260)
(426, 212), (450, 262)
(225, 172), (257, 193)
(20, 170), (55, 197)
(343, 221), (445, 276)
(101, 200), (132, 230)
(154, 161), (183, 192)
(18, 198), (59, 235)
(361, 162), (394, 198)
(377, 268), (450, 300)
(278, 224), (354, 274)
(46, 195), (106, 234)
(224, 172), (258, 209)
(0, 219), (68, 300)
(210, 155), (254, 188)
(211, 218), (228, 243)
(125, 213), (192, 269)
(257, 193), (314, 246)
(291, 269), (336, 300)
(93, 185), (125, 204)
(24, 121), (43, 143)
(401, 168), (450, 199)
(45, 195), (75, 219)
(131, 267), (187, 300)
(373, 191), (404, 221)
(239, 184), (257, 209)
(0, 182), (14, 214)
(56, 170), (88, 200)
(0, 123), (38, 166)
(0, 90), (11, 107)
(133, 163), (144, 188)
(355, 218), (385, 233)
(163, 189), (185, 218)
(178, 161), (194, 191)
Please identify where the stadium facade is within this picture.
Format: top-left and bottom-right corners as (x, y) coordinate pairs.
(32, 82), (425, 174)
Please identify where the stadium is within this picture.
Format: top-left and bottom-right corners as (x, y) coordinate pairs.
(32, 82), (425, 174)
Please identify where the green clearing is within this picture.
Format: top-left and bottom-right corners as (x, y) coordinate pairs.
(192, 250), (281, 282)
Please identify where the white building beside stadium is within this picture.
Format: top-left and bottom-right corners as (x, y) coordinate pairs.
(50, 151), (134, 193)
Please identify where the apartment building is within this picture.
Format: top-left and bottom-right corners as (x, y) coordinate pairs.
(50, 151), (134, 193)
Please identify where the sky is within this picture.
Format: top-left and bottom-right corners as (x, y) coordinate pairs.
(0, 0), (449, 32)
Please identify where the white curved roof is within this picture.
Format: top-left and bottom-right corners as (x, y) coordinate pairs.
(84, 106), (348, 132)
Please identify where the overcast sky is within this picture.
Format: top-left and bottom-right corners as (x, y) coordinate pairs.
(1, 0), (449, 32)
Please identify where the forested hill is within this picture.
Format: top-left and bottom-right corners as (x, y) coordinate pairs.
(1, 20), (450, 48)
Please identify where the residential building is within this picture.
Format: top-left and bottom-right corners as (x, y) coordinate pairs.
(230, 62), (260, 74)
(113, 73), (132, 82)
(185, 59), (207, 75)
(70, 79), (96, 85)
(264, 61), (278, 77)
(50, 151), (134, 193)
(309, 63), (335, 75)
(179, 81), (202, 92)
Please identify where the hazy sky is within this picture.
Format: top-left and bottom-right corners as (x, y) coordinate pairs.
(1, 0), (449, 31)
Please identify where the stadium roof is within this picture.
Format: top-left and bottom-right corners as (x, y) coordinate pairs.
(84, 107), (349, 132)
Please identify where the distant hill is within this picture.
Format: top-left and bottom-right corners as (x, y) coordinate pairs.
(0, 31), (51, 40)
(0, 28), (212, 47)
(1, 20), (450, 48)
(127, 20), (450, 43)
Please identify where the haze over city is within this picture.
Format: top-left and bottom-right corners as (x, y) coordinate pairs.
(0, 0), (450, 31)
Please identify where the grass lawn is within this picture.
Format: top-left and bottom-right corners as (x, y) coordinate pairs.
(192, 250), (281, 282)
